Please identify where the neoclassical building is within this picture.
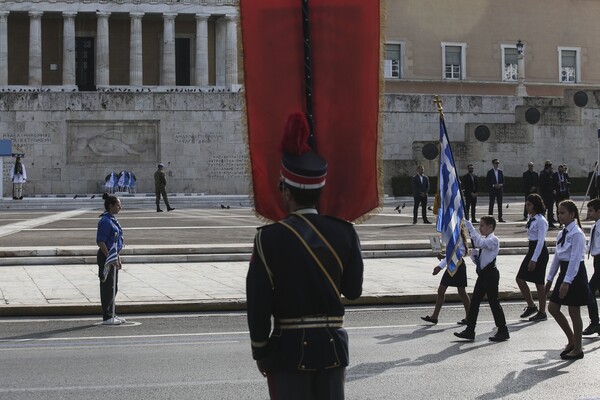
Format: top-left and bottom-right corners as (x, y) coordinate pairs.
(1, 0), (600, 197)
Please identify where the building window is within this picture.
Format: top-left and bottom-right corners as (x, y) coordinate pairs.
(442, 43), (466, 80)
(384, 43), (402, 79)
(502, 46), (519, 82)
(559, 47), (580, 83)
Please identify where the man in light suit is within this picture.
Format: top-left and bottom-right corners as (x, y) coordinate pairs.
(486, 159), (505, 222)
(412, 165), (431, 224)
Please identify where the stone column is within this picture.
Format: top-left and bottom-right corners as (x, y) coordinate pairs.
(129, 12), (144, 86)
(28, 11), (43, 86)
(0, 11), (9, 86)
(214, 17), (226, 87)
(161, 13), (176, 86)
(96, 11), (111, 87)
(224, 14), (238, 88)
(194, 13), (209, 86)
(62, 12), (77, 86)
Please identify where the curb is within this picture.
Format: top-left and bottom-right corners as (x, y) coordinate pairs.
(0, 290), (526, 317)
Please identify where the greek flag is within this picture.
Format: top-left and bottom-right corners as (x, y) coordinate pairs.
(436, 117), (465, 276)
(101, 241), (119, 283)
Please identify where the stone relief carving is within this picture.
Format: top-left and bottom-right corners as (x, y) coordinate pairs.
(67, 120), (158, 164)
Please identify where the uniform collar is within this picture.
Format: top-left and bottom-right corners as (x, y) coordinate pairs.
(294, 208), (318, 215)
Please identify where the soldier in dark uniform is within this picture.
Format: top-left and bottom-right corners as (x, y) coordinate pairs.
(539, 161), (556, 228)
(522, 162), (539, 220)
(246, 114), (364, 400)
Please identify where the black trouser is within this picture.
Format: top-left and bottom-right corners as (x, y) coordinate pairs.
(465, 193), (477, 221)
(587, 256), (600, 325)
(523, 194), (529, 219)
(413, 195), (427, 222)
(267, 367), (345, 400)
(555, 193), (569, 220)
(488, 189), (503, 219)
(467, 266), (506, 330)
(155, 188), (171, 209)
(97, 250), (118, 321)
(542, 195), (554, 223)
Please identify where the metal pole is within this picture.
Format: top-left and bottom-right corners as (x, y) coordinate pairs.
(301, 0), (316, 148)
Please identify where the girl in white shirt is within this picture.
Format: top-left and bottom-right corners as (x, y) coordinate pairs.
(516, 194), (549, 321)
(545, 200), (592, 360)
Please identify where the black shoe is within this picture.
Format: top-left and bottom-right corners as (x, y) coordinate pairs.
(457, 318), (468, 325)
(12, 196), (17, 200)
(561, 351), (584, 360)
(498, 218), (506, 223)
(559, 345), (574, 357)
(167, 207), (175, 211)
(529, 312), (547, 322)
(412, 220), (417, 224)
(423, 220), (432, 224)
(157, 209), (164, 212)
(421, 316), (438, 324)
(582, 322), (600, 335)
(489, 328), (509, 342)
(454, 329), (475, 340)
(549, 224), (557, 229)
(520, 306), (538, 318)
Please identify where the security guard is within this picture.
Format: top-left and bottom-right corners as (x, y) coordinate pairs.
(246, 113), (364, 400)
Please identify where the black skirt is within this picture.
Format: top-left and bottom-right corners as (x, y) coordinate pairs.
(440, 259), (468, 288)
(516, 240), (549, 284)
(549, 261), (592, 306)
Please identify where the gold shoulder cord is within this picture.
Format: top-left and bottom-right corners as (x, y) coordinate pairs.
(255, 230), (274, 288)
(278, 220), (341, 299)
(292, 212), (344, 273)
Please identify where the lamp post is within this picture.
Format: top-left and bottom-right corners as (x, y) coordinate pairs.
(516, 39), (528, 97)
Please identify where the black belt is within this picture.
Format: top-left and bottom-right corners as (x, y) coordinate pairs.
(275, 315), (343, 329)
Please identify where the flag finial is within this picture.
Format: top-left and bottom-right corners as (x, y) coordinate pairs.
(433, 95), (444, 117)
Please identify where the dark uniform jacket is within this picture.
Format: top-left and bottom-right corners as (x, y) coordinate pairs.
(486, 168), (504, 192)
(462, 173), (478, 195)
(552, 171), (570, 196)
(539, 170), (555, 198)
(154, 169), (167, 191)
(246, 210), (364, 372)
(522, 170), (539, 194)
(411, 174), (429, 197)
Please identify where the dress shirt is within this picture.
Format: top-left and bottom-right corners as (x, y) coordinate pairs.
(526, 214), (548, 262)
(547, 220), (585, 284)
(465, 220), (499, 269)
(494, 169), (499, 184)
(589, 220), (600, 257)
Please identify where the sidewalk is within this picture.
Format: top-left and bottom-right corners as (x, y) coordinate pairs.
(0, 254), (557, 317)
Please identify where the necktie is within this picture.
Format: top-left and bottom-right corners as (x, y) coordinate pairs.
(557, 228), (568, 247)
(526, 217), (535, 229)
(589, 225), (596, 258)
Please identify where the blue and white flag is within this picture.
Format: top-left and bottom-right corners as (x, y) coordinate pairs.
(101, 240), (119, 283)
(436, 117), (466, 276)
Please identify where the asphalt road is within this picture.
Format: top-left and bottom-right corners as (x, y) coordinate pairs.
(1, 303), (599, 400)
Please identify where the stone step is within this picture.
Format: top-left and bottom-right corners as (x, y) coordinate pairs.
(0, 246), (544, 266)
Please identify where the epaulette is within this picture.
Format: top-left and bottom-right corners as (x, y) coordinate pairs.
(256, 222), (277, 231)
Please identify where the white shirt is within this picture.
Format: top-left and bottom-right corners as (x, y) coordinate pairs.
(526, 214), (548, 262)
(589, 219), (600, 257)
(547, 220), (585, 284)
(465, 220), (499, 269)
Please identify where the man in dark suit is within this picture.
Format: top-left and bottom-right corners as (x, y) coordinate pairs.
(553, 164), (571, 222)
(412, 165), (431, 224)
(462, 163), (478, 221)
(486, 159), (505, 222)
(522, 162), (539, 220)
(539, 160), (556, 228)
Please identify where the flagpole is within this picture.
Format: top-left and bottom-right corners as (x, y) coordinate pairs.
(301, 0), (316, 149)
(433, 95), (467, 211)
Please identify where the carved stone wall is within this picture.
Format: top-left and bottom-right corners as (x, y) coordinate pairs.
(0, 90), (598, 196)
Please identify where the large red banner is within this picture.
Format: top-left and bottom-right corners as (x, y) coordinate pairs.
(241, 0), (381, 221)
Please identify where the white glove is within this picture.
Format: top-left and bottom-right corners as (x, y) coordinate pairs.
(464, 219), (475, 233)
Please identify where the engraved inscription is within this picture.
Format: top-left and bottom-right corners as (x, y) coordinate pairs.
(174, 132), (224, 144)
(67, 120), (158, 164)
(208, 154), (249, 178)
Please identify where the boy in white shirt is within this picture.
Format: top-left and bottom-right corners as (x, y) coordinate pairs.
(455, 216), (509, 342)
(583, 198), (600, 335)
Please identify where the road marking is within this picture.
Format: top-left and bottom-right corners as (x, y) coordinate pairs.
(0, 331), (249, 343)
(0, 340), (241, 351)
(0, 209), (90, 238)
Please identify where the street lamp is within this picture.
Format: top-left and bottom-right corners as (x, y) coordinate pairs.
(515, 39), (528, 96)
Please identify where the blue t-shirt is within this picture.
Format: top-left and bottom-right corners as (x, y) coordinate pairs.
(96, 212), (123, 252)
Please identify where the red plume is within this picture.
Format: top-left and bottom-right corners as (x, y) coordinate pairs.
(280, 113), (311, 156)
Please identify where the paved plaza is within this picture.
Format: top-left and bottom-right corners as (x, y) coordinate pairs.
(0, 195), (595, 317)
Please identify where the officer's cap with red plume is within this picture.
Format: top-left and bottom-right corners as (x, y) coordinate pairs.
(280, 113), (327, 189)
